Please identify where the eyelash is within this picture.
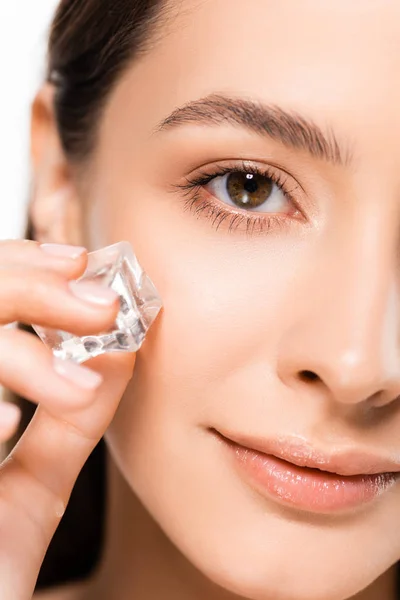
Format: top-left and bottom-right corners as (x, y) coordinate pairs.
(174, 161), (304, 235)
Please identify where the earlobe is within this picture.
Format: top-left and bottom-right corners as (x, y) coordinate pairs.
(29, 83), (84, 246)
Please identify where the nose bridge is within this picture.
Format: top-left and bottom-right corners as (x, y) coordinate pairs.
(279, 211), (400, 404)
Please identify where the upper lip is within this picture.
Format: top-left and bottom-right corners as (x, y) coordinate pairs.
(214, 428), (400, 477)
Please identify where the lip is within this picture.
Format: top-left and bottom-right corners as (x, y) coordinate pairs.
(214, 429), (400, 476)
(213, 429), (400, 513)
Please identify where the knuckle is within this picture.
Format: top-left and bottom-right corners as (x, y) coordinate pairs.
(0, 267), (36, 300)
(0, 330), (45, 375)
(60, 413), (100, 444)
(0, 455), (66, 542)
(27, 268), (62, 296)
(0, 238), (30, 245)
(42, 380), (98, 417)
(29, 274), (52, 302)
(1, 268), (63, 312)
(0, 238), (38, 253)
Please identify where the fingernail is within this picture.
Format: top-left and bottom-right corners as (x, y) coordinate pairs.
(53, 357), (103, 389)
(0, 403), (21, 428)
(68, 281), (119, 306)
(40, 243), (87, 259)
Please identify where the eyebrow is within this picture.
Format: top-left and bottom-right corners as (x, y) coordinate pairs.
(155, 93), (352, 167)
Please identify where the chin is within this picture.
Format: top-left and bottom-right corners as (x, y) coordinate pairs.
(174, 525), (378, 600)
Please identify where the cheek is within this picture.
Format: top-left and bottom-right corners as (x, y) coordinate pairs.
(90, 190), (293, 395)
(86, 173), (311, 484)
(87, 177), (307, 376)
(95, 191), (306, 450)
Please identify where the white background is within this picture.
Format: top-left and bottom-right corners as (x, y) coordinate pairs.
(0, 2), (58, 239)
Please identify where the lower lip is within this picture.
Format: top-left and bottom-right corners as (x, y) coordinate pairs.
(223, 441), (397, 513)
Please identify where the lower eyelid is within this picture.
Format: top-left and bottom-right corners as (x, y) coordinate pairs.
(184, 188), (297, 235)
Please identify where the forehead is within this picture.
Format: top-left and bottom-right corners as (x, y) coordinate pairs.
(154, 1), (400, 87)
(107, 0), (400, 164)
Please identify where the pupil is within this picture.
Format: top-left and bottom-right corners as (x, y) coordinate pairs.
(244, 176), (258, 194)
(227, 172), (273, 209)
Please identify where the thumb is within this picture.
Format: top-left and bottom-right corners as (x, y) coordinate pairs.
(0, 350), (135, 600)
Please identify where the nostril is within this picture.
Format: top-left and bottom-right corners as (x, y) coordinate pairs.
(299, 370), (319, 383)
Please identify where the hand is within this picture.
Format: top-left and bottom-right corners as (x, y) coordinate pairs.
(0, 240), (136, 599)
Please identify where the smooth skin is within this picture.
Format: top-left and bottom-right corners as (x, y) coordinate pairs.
(3, 0), (400, 599)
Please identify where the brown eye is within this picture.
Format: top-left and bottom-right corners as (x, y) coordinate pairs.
(206, 170), (291, 214)
(226, 172), (274, 209)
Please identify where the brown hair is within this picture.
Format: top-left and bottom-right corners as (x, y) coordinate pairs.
(6, 0), (166, 591)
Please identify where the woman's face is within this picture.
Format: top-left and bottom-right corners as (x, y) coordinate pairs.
(41, 1), (400, 598)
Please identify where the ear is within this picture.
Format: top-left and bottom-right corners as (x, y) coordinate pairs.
(29, 83), (84, 246)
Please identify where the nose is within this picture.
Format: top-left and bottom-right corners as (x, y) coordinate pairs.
(277, 218), (400, 408)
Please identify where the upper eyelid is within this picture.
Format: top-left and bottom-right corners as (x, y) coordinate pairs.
(181, 161), (305, 201)
(181, 159), (302, 186)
